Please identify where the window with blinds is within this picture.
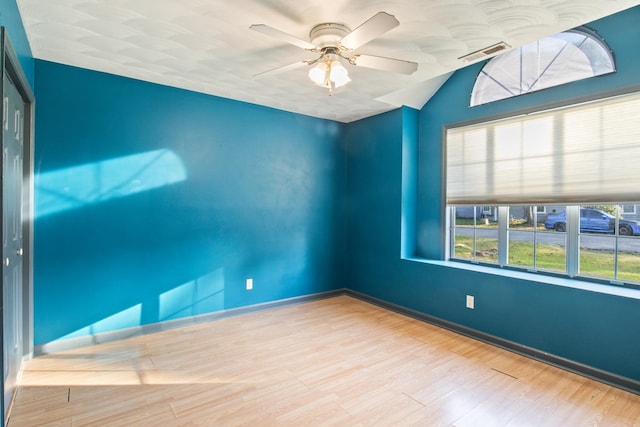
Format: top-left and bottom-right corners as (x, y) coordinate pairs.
(446, 90), (640, 287)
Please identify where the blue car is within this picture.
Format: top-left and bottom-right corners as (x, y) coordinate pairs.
(544, 208), (640, 236)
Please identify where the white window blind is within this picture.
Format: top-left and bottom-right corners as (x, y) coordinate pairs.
(446, 91), (640, 205)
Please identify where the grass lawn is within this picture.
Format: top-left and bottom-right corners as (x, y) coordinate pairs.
(453, 236), (640, 283)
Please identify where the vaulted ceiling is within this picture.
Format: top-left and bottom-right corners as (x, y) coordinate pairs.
(16, 0), (639, 122)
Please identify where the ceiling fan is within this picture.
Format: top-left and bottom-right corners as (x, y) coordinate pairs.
(250, 12), (418, 95)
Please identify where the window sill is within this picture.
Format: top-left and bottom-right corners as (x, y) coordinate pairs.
(403, 257), (640, 300)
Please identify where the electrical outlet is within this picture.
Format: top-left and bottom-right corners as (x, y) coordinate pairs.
(466, 295), (475, 309)
(246, 278), (253, 290)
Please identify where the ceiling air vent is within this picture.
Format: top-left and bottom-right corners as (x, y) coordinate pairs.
(459, 42), (511, 63)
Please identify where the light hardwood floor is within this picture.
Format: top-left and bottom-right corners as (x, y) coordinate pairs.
(9, 296), (640, 426)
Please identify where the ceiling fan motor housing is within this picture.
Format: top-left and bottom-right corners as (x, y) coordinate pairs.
(309, 23), (350, 49)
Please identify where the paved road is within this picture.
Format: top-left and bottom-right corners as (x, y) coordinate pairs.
(455, 227), (640, 252)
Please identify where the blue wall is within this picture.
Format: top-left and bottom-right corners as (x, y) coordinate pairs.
(346, 6), (640, 383)
(0, 0), (33, 86)
(345, 108), (404, 286)
(33, 61), (346, 345)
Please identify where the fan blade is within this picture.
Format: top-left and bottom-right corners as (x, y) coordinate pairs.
(350, 54), (418, 75)
(339, 12), (399, 51)
(250, 24), (317, 50)
(253, 60), (309, 78)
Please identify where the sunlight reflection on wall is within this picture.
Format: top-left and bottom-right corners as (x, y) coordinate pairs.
(159, 268), (226, 321)
(52, 269), (226, 344)
(59, 304), (143, 341)
(35, 149), (187, 218)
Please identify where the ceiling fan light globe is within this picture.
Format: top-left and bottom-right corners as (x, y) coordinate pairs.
(333, 75), (351, 88)
(329, 61), (351, 88)
(309, 63), (328, 85)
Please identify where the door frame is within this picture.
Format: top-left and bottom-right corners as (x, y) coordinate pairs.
(0, 27), (34, 423)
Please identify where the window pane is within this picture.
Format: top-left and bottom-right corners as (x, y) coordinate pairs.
(508, 229), (533, 268)
(477, 206), (498, 263)
(451, 206), (498, 263)
(580, 235), (616, 280)
(536, 231), (567, 273)
(578, 204), (618, 280)
(507, 205), (537, 268)
(617, 203), (640, 283)
(507, 205), (568, 272)
(538, 205), (567, 272)
(453, 207), (475, 259)
(618, 235), (640, 283)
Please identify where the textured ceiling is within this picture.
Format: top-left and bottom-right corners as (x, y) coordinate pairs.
(16, 0), (640, 122)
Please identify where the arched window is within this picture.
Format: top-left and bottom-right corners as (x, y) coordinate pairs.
(470, 28), (615, 106)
